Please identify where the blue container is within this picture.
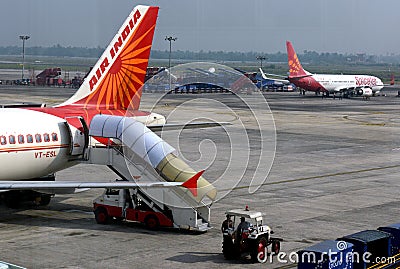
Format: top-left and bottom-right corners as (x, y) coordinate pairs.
(378, 223), (400, 255)
(338, 230), (392, 269)
(297, 240), (353, 269)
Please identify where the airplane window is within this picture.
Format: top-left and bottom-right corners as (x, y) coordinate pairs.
(27, 134), (33, 143)
(18, 135), (24, 144)
(9, 135), (15, 144)
(43, 133), (50, 142)
(51, 133), (58, 142)
(0, 136), (6, 145)
(35, 134), (42, 143)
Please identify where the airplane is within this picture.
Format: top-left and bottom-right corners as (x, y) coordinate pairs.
(0, 5), (216, 208)
(266, 41), (392, 98)
(258, 68), (294, 91)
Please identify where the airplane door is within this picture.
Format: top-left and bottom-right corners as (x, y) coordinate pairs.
(64, 116), (89, 156)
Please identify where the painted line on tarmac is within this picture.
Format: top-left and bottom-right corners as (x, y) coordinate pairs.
(220, 164), (400, 193)
(343, 115), (386, 126)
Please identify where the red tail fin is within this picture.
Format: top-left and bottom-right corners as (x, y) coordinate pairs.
(181, 170), (205, 197)
(57, 5), (159, 110)
(286, 41), (308, 78)
(390, 74), (395, 85)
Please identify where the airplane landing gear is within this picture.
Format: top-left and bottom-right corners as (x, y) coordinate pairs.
(4, 191), (21, 209)
(1, 190), (53, 208)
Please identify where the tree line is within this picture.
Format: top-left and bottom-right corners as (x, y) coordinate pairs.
(1, 45), (400, 65)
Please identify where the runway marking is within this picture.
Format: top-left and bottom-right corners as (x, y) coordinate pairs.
(219, 164), (400, 193)
(343, 115), (386, 126)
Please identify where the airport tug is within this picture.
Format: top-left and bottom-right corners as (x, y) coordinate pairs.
(221, 208), (282, 262)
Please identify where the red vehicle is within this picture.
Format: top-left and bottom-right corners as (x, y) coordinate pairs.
(93, 188), (173, 230)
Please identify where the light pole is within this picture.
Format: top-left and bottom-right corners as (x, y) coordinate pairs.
(256, 56), (266, 70)
(165, 36), (177, 91)
(19, 35), (30, 81)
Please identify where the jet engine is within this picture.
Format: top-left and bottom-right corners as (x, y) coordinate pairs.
(356, 87), (373, 97)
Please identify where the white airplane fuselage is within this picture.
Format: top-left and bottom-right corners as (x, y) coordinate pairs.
(286, 41), (385, 97)
(291, 74), (384, 94)
(0, 109), (74, 180)
(0, 108), (165, 181)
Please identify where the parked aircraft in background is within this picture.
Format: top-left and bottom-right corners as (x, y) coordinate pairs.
(285, 41), (392, 97)
(258, 68), (294, 91)
(262, 41), (393, 98)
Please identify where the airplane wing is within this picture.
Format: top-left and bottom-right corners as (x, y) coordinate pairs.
(0, 181), (183, 190)
(148, 122), (231, 132)
(375, 83), (393, 87)
(332, 85), (374, 92)
(0, 171), (203, 197)
(259, 68), (290, 83)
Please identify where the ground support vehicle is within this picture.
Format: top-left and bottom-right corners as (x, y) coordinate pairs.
(221, 209), (283, 262)
(93, 186), (174, 230)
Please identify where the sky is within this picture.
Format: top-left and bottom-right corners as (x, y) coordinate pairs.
(1, 0), (399, 55)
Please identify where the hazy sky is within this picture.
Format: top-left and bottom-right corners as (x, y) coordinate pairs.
(2, 0), (399, 55)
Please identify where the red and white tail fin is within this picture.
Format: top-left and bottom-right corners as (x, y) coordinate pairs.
(181, 170), (205, 197)
(390, 74), (395, 85)
(57, 5), (159, 110)
(286, 41), (309, 78)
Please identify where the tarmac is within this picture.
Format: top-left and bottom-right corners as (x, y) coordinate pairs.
(1, 85), (400, 268)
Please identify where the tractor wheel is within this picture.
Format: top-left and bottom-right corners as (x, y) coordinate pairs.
(251, 237), (268, 262)
(144, 215), (159, 230)
(222, 237), (236, 260)
(272, 240), (281, 256)
(94, 207), (109, 224)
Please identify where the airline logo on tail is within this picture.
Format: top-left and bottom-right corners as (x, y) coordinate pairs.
(88, 9), (142, 91)
(58, 5), (159, 110)
(286, 41), (308, 78)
